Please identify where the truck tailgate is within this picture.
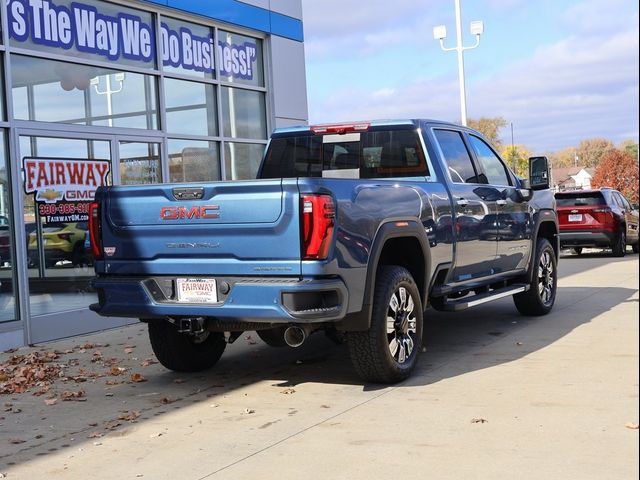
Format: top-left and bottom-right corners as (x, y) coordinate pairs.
(97, 179), (302, 276)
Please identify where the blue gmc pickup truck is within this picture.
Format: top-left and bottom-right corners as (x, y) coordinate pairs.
(89, 119), (558, 383)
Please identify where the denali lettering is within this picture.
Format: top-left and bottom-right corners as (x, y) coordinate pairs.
(166, 242), (220, 248)
(160, 205), (220, 220)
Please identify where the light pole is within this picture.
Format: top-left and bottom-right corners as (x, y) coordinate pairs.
(90, 73), (126, 127)
(433, 0), (484, 126)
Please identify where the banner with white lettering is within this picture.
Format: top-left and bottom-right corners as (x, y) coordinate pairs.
(7, 0), (259, 80)
(23, 157), (110, 223)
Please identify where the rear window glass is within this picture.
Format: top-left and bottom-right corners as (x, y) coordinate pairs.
(260, 129), (428, 179)
(555, 192), (605, 207)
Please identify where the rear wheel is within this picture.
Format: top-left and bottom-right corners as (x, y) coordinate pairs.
(148, 320), (226, 372)
(513, 238), (557, 316)
(633, 242), (639, 254)
(346, 266), (423, 383)
(612, 228), (626, 257)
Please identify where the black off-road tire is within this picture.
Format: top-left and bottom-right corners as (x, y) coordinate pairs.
(256, 327), (289, 347)
(632, 242), (639, 254)
(148, 320), (226, 372)
(513, 238), (557, 316)
(612, 228), (626, 257)
(346, 266), (423, 384)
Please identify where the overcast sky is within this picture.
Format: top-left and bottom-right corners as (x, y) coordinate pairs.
(300, 0), (639, 153)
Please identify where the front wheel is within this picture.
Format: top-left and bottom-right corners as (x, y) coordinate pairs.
(346, 266), (423, 383)
(148, 320), (226, 372)
(513, 238), (557, 316)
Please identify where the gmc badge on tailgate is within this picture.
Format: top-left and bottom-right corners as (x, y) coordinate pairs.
(160, 205), (220, 220)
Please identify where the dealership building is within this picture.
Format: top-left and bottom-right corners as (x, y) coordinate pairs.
(0, 0), (308, 349)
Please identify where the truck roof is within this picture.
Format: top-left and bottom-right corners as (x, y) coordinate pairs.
(271, 119), (463, 137)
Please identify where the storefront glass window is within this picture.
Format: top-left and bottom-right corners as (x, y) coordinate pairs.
(221, 87), (266, 140)
(7, 0), (157, 70)
(218, 31), (263, 87)
(164, 78), (217, 136)
(18, 135), (112, 317)
(224, 142), (265, 180)
(0, 130), (17, 323)
(161, 18), (215, 79)
(11, 55), (159, 129)
(119, 141), (162, 185)
(168, 139), (220, 183)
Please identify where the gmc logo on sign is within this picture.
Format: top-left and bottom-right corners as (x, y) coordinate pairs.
(160, 205), (220, 220)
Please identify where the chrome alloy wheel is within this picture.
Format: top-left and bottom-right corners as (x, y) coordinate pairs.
(538, 250), (555, 306)
(386, 286), (418, 364)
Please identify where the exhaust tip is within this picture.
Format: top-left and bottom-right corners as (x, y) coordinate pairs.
(284, 326), (306, 348)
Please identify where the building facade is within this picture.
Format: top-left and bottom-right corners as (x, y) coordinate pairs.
(0, 0), (308, 349)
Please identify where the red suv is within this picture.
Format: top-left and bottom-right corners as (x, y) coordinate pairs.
(555, 188), (639, 256)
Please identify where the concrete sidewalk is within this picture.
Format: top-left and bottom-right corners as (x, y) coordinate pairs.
(1, 252), (638, 479)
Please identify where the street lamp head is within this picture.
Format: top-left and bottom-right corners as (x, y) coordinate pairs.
(433, 25), (447, 40)
(470, 20), (484, 36)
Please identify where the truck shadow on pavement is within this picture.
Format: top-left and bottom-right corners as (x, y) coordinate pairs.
(1, 282), (636, 471)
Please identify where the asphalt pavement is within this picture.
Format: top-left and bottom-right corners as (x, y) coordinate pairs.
(1, 249), (638, 479)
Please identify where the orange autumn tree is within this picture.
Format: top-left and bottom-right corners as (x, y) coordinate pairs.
(592, 149), (639, 203)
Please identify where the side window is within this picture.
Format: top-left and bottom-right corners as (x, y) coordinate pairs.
(434, 129), (479, 183)
(361, 130), (428, 178)
(468, 135), (510, 186)
(613, 192), (629, 209)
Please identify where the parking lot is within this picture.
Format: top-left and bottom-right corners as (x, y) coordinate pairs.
(1, 250), (638, 479)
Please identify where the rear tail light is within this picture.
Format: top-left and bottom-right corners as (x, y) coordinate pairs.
(88, 202), (103, 259)
(301, 195), (335, 260)
(592, 207), (614, 225)
(592, 207), (611, 213)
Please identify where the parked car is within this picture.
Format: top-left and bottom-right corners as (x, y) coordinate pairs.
(28, 221), (89, 267)
(555, 188), (639, 256)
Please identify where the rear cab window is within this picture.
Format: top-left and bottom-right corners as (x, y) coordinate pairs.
(555, 192), (606, 207)
(260, 128), (429, 179)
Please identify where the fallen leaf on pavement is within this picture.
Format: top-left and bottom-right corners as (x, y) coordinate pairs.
(110, 367), (126, 376)
(104, 420), (122, 430)
(280, 388), (296, 395)
(9, 438), (25, 444)
(130, 373), (147, 383)
(124, 348), (135, 354)
(245, 335), (257, 345)
(61, 390), (86, 401)
(88, 432), (103, 438)
(118, 410), (141, 422)
(159, 397), (174, 405)
(625, 422), (639, 430)
(173, 378), (185, 384)
(44, 398), (58, 406)
(471, 418), (488, 424)
(243, 408), (255, 415)
(140, 359), (158, 367)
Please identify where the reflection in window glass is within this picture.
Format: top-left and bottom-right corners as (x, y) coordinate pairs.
(468, 136), (510, 186)
(169, 139), (220, 183)
(224, 143), (265, 180)
(434, 130), (479, 184)
(0, 61), (5, 121)
(119, 142), (162, 185)
(11, 55), (158, 129)
(0, 130), (17, 323)
(221, 87), (266, 140)
(162, 18), (214, 79)
(164, 79), (217, 136)
(218, 31), (263, 87)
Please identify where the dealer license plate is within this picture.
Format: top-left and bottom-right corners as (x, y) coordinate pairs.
(568, 214), (583, 222)
(176, 278), (218, 303)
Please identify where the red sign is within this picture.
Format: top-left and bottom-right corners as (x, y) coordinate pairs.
(23, 157), (110, 224)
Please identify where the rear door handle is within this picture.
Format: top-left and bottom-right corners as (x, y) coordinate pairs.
(456, 198), (469, 207)
(496, 199), (507, 206)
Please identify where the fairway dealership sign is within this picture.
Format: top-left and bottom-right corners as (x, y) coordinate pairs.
(8, 0), (258, 79)
(23, 157), (110, 223)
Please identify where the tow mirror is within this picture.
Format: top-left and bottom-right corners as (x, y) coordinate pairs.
(529, 156), (550, 191)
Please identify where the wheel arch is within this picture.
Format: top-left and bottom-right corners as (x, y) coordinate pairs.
(339, 220), (431, 332)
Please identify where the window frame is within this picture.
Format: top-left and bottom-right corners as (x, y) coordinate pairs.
(465, 133), (514, 187)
